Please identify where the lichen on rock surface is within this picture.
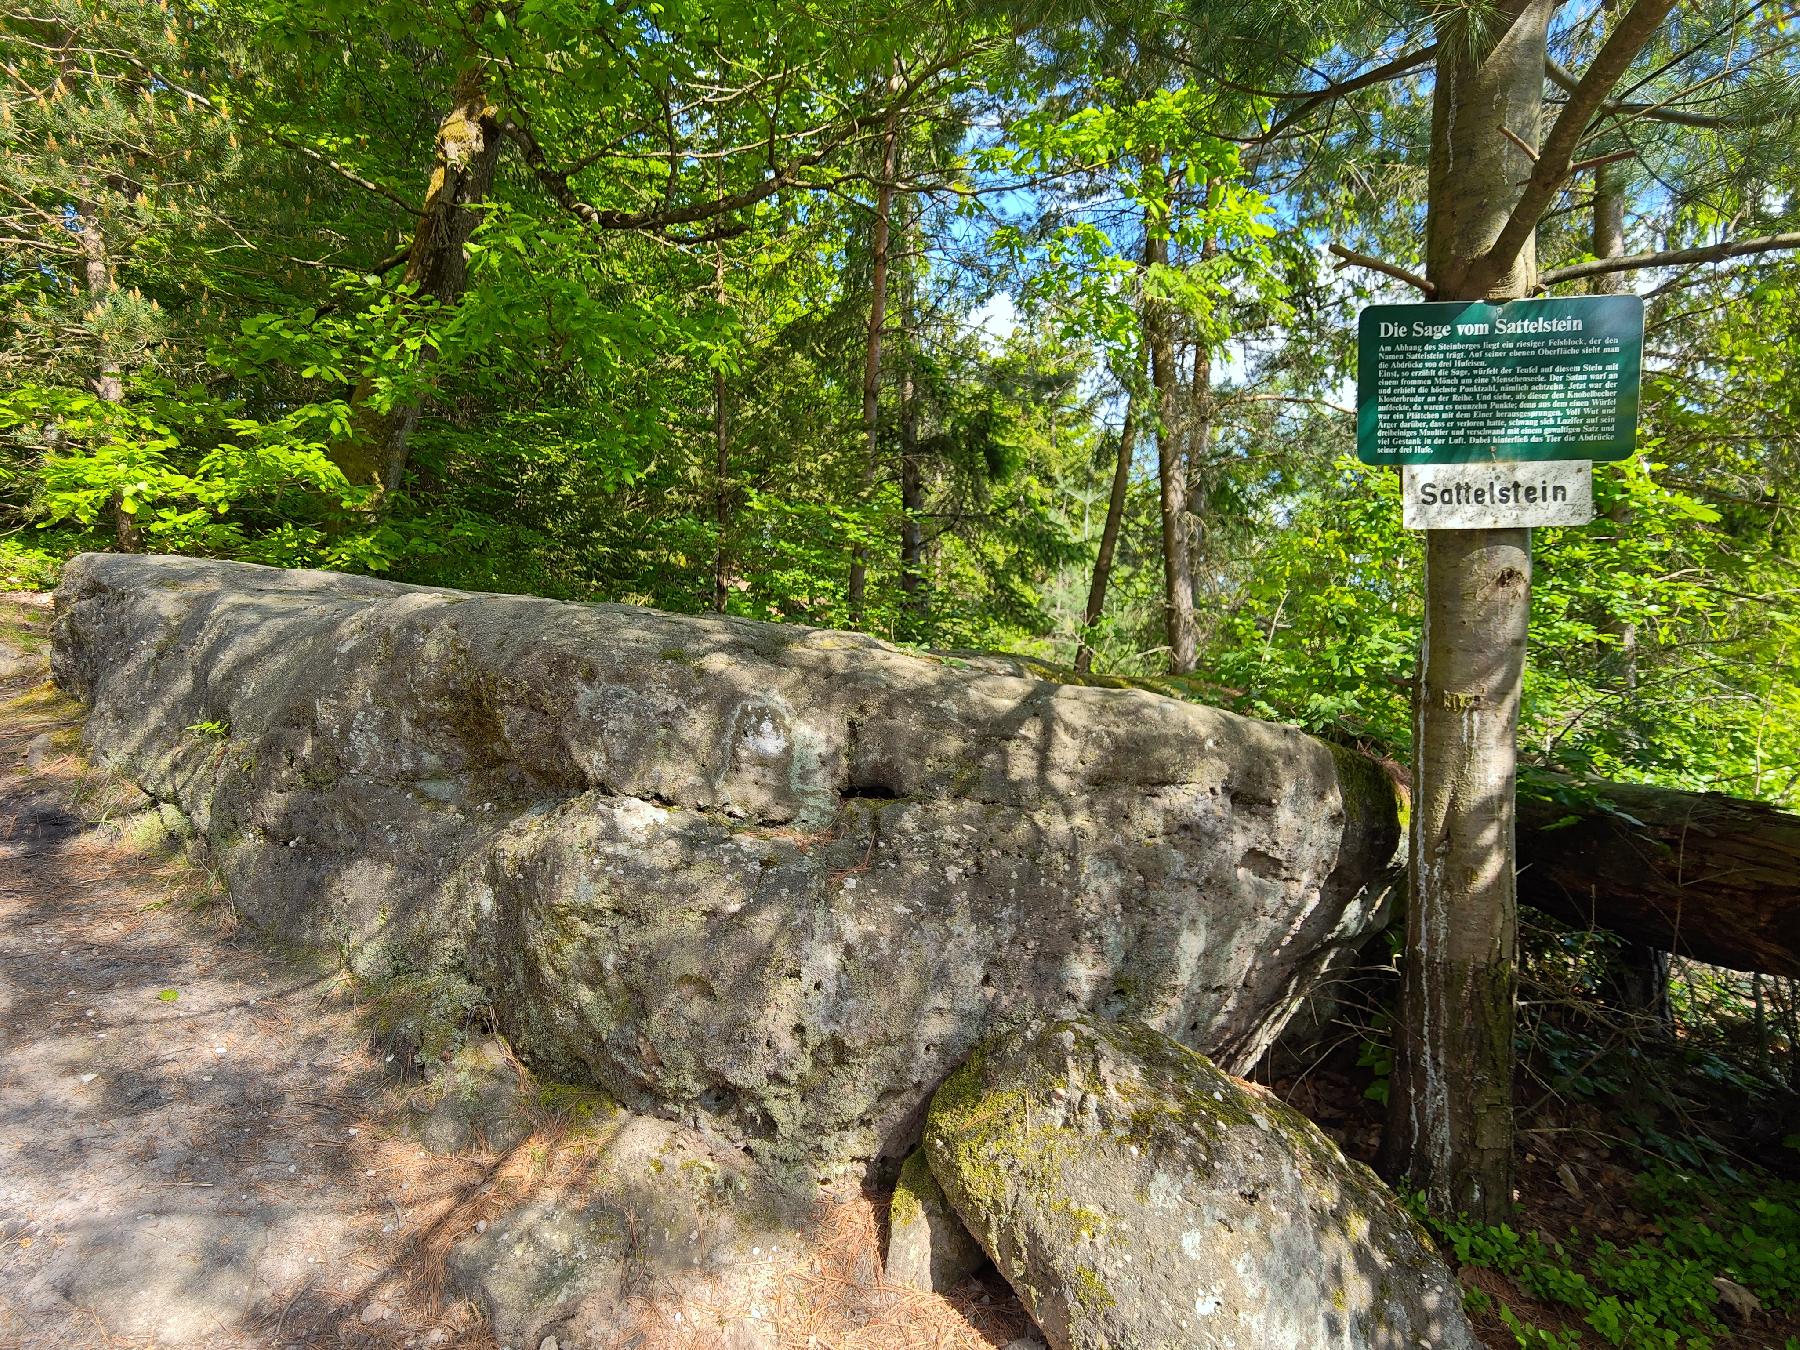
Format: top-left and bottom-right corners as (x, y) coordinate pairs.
(52, 553), (1403, 1180)
(923, 1017), (1480, 1350)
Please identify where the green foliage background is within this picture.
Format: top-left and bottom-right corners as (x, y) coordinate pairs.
(1, 0), (1795, 807)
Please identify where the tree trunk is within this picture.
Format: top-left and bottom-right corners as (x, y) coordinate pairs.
(73, 200), (139, 552)
(712, 199), (731, 614)
(1420, 2), (1555, 301)
(1184, 227), (1218, 611)
(898, 351), (924, 631)
(1074, 384), (1141, 675)
(1518, 782), (1800, 978)
(1384, 0), (1555, 1226)
(336, 67), (502, 493)
(1186, 336), (1213, 612)
(896, 200), (925, 635)
(846, 106), (901, 626)
(1591, 161), (1629, 299)
(1146, 217), (1197, 675)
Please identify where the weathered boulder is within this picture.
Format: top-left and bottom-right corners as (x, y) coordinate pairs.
(923, 1017), (1479, 1350)
(446, 1107), (805, 1346)
(51, 553), (1401, 1177)
(884, 1147), (986, 1292)
(404, 1034), (533, 1155)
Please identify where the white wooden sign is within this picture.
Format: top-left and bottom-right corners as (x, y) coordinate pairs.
(1402, 461), (1594, 530)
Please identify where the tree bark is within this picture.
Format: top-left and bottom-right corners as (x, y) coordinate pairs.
(846, 105), (901, 626)
(1463, 0), (1678, 298)
(73, 200), (139, 552)
(1385, 0), (1555, 1226)
(1186, 336), (1213, 611)
(896, 199), (925, 634)
(1146, 217), (1197, 675)
(1591, 166), (1628, 299)
(1518, 782), (1800, 978)
(712, 356), (731, 613)
(898, 350), (924, 630)
(335, 66), (502, 493)
(1074, 384), (1141, 675)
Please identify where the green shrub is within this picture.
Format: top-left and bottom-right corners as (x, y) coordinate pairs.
(1417, 1167), (1800, 1349)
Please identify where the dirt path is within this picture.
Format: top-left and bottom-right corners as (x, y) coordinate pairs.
(0, 594), (1032, 1350)
(0, 592), (494, 1348)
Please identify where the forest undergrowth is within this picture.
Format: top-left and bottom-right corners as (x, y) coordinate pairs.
(1276, 918), (1800, 1350)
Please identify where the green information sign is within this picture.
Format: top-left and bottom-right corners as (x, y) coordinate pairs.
(1357, 295), (1643, 465)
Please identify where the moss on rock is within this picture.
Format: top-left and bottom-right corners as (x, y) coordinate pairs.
(924, 1017), (1480, 1350)
(885, 1146), (986, 1293)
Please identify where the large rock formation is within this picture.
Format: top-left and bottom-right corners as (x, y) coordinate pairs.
(924, 1017), (1480, 1350)
(51, 553), (1401, 1177)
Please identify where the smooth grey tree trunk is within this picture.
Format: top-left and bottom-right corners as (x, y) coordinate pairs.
(1385, 0), (1556, 1226)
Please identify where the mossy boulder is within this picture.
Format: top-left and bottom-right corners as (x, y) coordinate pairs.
(924, 1017), (1478, 1350)
(53, 553), (1402, 1180)
(885, 1147), (986, 1292)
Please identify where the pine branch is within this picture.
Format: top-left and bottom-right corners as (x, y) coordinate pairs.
(1469, 0), (1679, 297)
(1328, 243), (1436, 296)
(1544, 56), (1737, 128)
(1254, 43), (1439, 145)
(103, 51), (420, 216)
(511, 48), (977, 237)
(508, 110), (873, 232)
(1539, 231), (1800, 285)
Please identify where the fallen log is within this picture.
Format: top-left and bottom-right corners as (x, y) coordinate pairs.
(1518, 781), (1800, 978)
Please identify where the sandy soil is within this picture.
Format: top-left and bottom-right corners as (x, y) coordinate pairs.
(0, 591), (497, 1347)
